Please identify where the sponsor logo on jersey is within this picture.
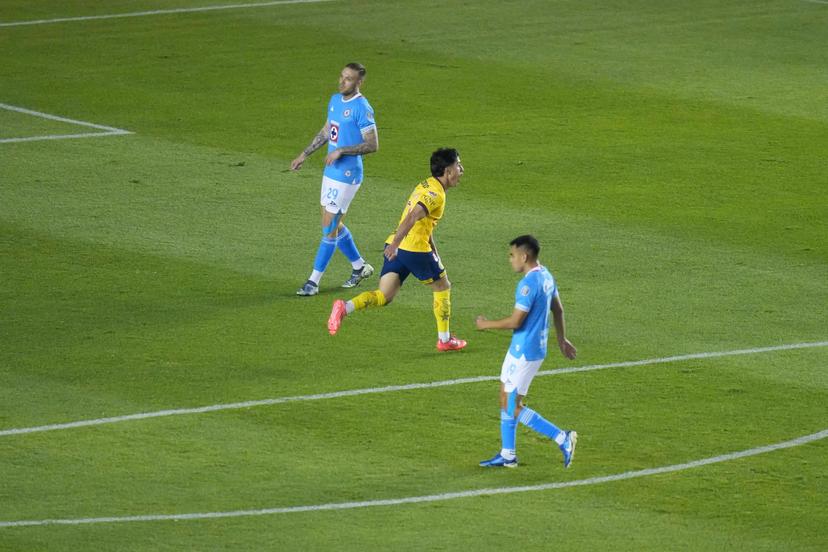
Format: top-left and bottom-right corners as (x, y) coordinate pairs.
(367, 111), (374, 122)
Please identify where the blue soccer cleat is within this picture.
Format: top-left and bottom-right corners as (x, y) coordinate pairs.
(296, 280), (319, 296)
(341, 263), (374, 288)
(479, 453), (518, 468)
(561, 430), (577, 468)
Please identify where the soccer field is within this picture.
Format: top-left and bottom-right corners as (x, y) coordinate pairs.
(1, 0), (826, 549)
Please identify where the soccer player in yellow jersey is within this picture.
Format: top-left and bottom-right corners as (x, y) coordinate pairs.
(327, 148), (467, 351)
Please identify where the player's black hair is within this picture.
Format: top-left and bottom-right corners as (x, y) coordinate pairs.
(345, 62), (366, 79)
(510, 235), (540, 259)
(430, 147), (459, 178)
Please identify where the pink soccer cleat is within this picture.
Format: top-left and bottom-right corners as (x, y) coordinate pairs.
(436, 335), (467, 352)
(328, 299), (347, 335)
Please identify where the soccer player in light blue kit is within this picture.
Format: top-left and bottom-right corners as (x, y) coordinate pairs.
(476, 235), (578, 468)
(290, 62), (378, 296)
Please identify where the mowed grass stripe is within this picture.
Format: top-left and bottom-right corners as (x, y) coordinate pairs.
(2, 428), (825, 528)
(2, 341), (825, 437)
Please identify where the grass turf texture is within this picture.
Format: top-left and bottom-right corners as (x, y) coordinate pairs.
(1, 0), (826, 549)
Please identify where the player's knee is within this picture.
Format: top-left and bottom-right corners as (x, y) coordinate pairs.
(381, 288), (397, 305)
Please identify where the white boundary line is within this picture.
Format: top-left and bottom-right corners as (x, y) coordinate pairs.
(2, 341), (825, 438)
(1, 428), (825, 528)
(0, 0), (336, 28)
(0, 103), (132, 144)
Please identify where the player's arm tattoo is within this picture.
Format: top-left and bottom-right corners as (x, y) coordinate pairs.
(335, 127), (379, 156)
(302, 124), (330, 157)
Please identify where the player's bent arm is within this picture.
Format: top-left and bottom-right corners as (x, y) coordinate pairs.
(389, 203), (427, 249)
(335, 127), (379, 156)
(290, 123), (330, 170)
(429, 235), (440, 261)
(475, 308), (529, 331)
(551, 294), (577, 359)
(303, 123), (331, 157)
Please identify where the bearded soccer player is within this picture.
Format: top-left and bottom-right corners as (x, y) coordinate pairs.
(290, 62), (378, 296)
(327, 148), (467, 352)
(476, 235), (578, 468)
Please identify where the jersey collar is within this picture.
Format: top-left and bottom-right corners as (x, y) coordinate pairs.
(341, 92), (363, 103)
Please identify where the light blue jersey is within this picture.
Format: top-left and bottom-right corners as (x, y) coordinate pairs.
(323, 93), (376, 185)
(509, 265), (558, 361)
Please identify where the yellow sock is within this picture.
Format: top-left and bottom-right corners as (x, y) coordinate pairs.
(351, 289), (387, 311)
(433, 289), (451, 336)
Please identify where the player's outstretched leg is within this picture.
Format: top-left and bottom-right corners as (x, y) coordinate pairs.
(328, 289), (387, 335)
(433, 288), (466, 351)
(518, 407), (576, 468)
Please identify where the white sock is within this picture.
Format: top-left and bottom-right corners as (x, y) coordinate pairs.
(345, 301), (355, 314)
(500, 448), (516, 460)
(309, 270), (323, 285)
(351, 259), (365, 270)
(438, 331), (450, 343)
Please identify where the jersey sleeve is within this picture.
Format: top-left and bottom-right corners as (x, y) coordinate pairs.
(514, 278), (535, 312)
(356, 100), (376, 134)
(414, 188), (443, 214)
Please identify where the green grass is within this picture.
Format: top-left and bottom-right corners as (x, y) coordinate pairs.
(1, 0), (827, 550)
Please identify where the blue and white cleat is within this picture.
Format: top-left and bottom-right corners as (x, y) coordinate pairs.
(561, 430), (577, 468)
(341, 263), (374, 288)
(296, 280), (319, 296)
(479, 453), (518, 468)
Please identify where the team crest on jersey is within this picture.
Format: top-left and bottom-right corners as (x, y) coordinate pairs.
(343, 109), (351, 118)
(521, 285), (531, 297)
(329, 122), (339, 143)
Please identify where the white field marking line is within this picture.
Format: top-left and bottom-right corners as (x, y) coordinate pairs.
(0, 0), (336, 28)
(0, 103), (131, 143)
(1, 428), (825, 528)
(1, 341), (826, 438)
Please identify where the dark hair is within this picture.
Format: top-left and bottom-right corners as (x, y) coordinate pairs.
(430, 147), (459, 177)
(510, 235), (540, 259)
(345, 62), (366, 79)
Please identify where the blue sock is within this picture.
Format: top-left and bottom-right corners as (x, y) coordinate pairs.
(336, 226), (362, 264)
(500, 409), (517, 458)
(518, 407), (565, 445)
(312, 236), (337, 275)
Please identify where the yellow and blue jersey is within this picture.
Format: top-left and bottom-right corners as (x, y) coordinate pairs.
(510, 266), (558, 361)
(387, 177), (446, 252)
(323, 93), (376, 185)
